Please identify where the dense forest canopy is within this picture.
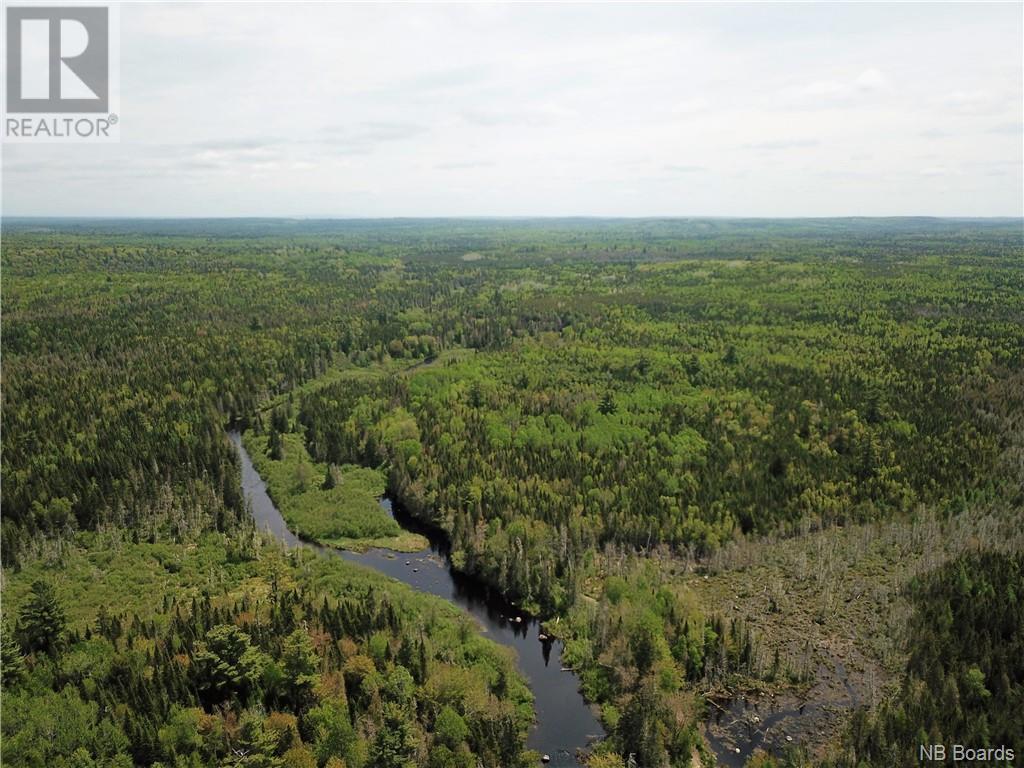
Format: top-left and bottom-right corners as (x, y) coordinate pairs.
(834, 550), (1023, 767)
(4, 218), (1021, 570)
(2, 538), (536, 768)
(2, 218), (1022, 768)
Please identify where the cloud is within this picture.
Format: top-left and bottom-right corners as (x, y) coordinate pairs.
(461, 102), (574, 127)
(987, 121), (1023, 135)
(920, 121), (1022, 140)
(177, 159), (227, 171)
(789, 80), (847, 99)
(940, 90), (1001, 115)
(744, 139), (820, 151)
(435, 160), (496, 171)
(3, 3), (1020, 217)
(664, 164), (707, 173)
(855, 68), (889, 91)
(315, 122), (429, 154)
(192, 138), (283, 151)
(782, 69), (891, 104)
(3, 161), (48, 174)
(670, 98), (709, 115)
(383, 65), (492, 97)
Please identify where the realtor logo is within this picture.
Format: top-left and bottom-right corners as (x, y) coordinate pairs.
(3, 5), (119, 142)
(6, 6), (109, 113)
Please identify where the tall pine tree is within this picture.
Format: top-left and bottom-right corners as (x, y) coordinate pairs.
(19, 580), (66, 655)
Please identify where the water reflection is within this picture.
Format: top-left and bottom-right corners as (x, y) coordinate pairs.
(229, 432), (604, 767)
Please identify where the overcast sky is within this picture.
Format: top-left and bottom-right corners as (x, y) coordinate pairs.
(3, 2), (1022, 217)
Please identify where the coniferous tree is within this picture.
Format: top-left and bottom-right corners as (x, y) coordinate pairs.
(281, 629), (320, 711)
(322, 464), (336, 490)
(1, 620), (27, 685)
(193, 624), (266, 706)
(598, 391), (617, 415)
(19, 580), (67, 655)
(268, 427), (284, 461)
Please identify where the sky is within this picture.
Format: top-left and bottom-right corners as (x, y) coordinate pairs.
(2, 2), (1022, 217)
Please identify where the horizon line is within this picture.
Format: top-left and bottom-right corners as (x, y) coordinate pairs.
(4, 214), (1023, 222)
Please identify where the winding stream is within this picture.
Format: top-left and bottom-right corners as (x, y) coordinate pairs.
(229, 432), (604, 766)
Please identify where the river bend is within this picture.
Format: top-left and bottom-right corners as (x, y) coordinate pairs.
(230, 432), (604, 767)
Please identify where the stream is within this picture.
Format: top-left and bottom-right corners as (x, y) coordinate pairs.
(229, 432), (604, 766)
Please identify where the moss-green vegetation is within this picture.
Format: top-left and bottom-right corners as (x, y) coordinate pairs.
(1, 533), (536, 768)
(1, 533), (257, 630)
(2, 218), (1022, 768)
(243, 431), (427, 552)
(298, 254), (1023, 617)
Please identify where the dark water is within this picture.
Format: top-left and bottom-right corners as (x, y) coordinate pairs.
(706, 696), (812, 768)
(706, 662), (860, 767)
(229, 432), (604, 766)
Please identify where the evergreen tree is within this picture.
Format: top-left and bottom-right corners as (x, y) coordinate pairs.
(19, 580), (67, 655)
(322, 464), (336, 490)
(281, 629), (320, 711)
(227, 710), (282, 768)
(268, 427), (284, 461)
(1, 620), (27, 685)
(193, 624), (266, 706)
(598, 391), (617, 415)
(271, 407), (289, 434)
(468, 381), (484, 409)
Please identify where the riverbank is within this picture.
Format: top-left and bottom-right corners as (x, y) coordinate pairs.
(232, 431), (605, 766)
(242, 430), (428, 553)
(0, 518), (540, 768)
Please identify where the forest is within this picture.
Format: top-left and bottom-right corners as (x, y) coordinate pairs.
(2, 218), (1022, 768)
(2, 535), (536, 768)
(833, 550), (1023, 766)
